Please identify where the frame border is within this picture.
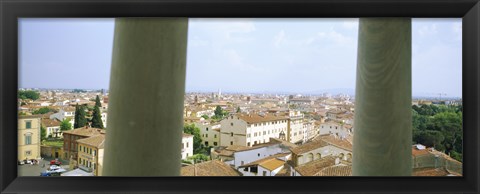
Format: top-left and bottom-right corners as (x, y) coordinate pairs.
(1, 0), (479, 193)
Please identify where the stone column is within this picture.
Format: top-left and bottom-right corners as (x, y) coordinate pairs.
(352, 18), (412, 176)
(103, 18), (188, 176)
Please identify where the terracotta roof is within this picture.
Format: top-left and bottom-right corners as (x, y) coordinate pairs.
(236, 113), (288, 124)
(294, 156), (336, 176)
(290, 140), (329, 155)
(314, 164), (352, 176)
(274, 163), (292, 176)
(19, 115), (42, 119)
(41, 118), (61, 127)
(62, 126), (104, 137)
(413, 167), (450, 176)
(181, 160), (241, 176)
(239, 153), (289, 169)
(412, 147), (430, 157)
(317, 135), (353, 152)
(76, 134), (105, 149)
(182, 133), (194, 138)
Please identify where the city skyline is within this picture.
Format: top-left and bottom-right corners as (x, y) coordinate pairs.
(19, 18), (462, 97)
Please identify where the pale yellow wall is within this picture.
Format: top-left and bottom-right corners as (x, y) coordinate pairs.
(77, 143), (103, 176)
(18, 117), (41, 161)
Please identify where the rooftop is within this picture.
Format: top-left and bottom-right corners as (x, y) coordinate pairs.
(76, 134), (106, 149)
(181, 160), (241, 176)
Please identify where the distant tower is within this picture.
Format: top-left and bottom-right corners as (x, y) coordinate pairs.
(194, 95), (198, 104)
(218, 88), (222, 98)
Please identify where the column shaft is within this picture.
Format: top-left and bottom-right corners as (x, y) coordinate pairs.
(103, 18), (188, 176)
(353, 18), (412, 176)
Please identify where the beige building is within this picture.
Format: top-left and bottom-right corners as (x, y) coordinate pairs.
(18, 115), (42, 161)
(76, 134), (105, 176)
(195, 121), (221, 147)
(220, 113), (288, 147)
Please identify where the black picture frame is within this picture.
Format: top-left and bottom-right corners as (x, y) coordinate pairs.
(1, 0), (479, 193)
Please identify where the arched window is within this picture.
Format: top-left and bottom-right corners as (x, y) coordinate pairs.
(307, 153), (314, 163)
(346, 153), (352, 162)
(338, 153), (345, 160)
(315, 153), (321, 160)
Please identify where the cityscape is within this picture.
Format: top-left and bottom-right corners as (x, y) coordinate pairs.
(18, 88), (463, 176)
(18, 18), (462, 176)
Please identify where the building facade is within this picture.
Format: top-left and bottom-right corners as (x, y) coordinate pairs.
(220, 114), (288, 147)
(76, 134), (105, 176)
(18, 115), (42, 161)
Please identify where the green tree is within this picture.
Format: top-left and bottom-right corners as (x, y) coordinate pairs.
(214, 106), (223, 117)
(183, 124), (204, 154)
(60, 119), (72, 131)
(201, 114), (209, 120)
(40, 126), (47, 140)
(236, 107), (241, 113)
(74, 104), (87, 128)
(187, 154), (210, 163)
(91, 105), (104, 129)
(95, 95), (102, 107)
(18, 90), (40, 100)
(32, 107), (54, 115)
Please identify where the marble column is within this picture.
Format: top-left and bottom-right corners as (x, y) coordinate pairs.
(103, 18), (188, 176)
(352, 18), (412, 176)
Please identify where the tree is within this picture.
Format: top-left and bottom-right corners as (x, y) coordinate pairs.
(201, 115), (209, 120)
(91, 105), (104, 129)
(187, 154), (210, 163)
(32, 107), (54, 115)
(183, 124), (204, 154)
(236, 107), (241, 113)
(18, 90), (40, 100)
(95, 95), (102, 108)
(74, 104), (87, 128)
(40, 126), (47, 140)
(60, 119), (72, 131)
(214, 106), (223, 117)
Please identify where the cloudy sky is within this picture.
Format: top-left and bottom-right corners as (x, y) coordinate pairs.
(19, 18), (462, 97)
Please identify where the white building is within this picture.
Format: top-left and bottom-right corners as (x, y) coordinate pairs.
(101, 111), (108, 128)
(49, 107), (75, 127)
(41, 118), (62, 138)
(287, 110), (305, 144)
(181, 133), (194, 160)
(220, 113), (288, 147)
(319, 121), (353, 138)
(238, 153), (290, 176)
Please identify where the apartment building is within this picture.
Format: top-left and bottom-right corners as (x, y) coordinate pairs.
(220, 113), (288, 147)
(18, 115), (42, 161)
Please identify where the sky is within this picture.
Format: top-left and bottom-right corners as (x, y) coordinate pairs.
(19, 18), (462, 97)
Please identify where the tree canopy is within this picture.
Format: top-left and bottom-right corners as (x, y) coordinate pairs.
(183, 124), (207, 154)
(18, 90), (40, 100)
(60, 119), (72, 131)
(91, 105), (104, 129)
(412, 104), (463, 162)
(74, 104), (87, 128)
(32, 107), (55, 115)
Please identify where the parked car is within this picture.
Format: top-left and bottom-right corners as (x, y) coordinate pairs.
(50, 159), (62, 165)
(49, 165), (61, 170)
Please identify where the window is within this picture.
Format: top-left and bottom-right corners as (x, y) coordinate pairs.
(93, 150), (96, 156)
(257, 153), (260, 157)
(25, 121), (32, 129)
(231, 123), (233, 126)
(247, 142), (250, 146)
(186, 142), (189, 147)
(214, 134), (217, 138)
(93, 163), (96, 169)
(231, 132), (233, 137)
(25, 134), (32, 145)
(206, 127), (209, 131)
(214, 142), (217, 146)
(205, 141), (209, 146)
(230, 141), (233, 145)
(25, 150), (31, 156)
(79, 146), (81, 151)
(243, 167), (248, 172)
(263, 171), (267, 176)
